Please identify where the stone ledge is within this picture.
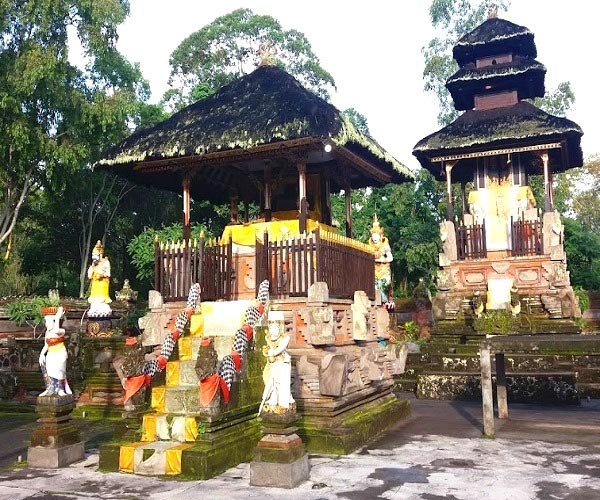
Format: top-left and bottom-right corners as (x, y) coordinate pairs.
(27, 441), (85, 468)
(297, 396), (411, 455)
(250, 454), (309, 488)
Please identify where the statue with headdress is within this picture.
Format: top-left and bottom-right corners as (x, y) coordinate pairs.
(39, 306), (72, 397)
(87, 240), (112, 317)
(259, 310), (295, 415)
(368, 215), (393, 302)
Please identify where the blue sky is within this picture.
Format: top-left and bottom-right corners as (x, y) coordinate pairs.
(114, 0), (598, 171)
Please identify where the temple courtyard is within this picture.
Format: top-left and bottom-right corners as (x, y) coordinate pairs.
(1, 397), (599, 500)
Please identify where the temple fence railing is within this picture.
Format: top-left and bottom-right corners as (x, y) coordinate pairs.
(154, 237), (233, 302)
(456, 220), (487, 260)
(255, 228), (375, 300)
(511, 216), (544, 256)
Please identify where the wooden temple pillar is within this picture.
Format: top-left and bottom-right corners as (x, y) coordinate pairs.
(182, 176), (191, 242)
(460, 181), (468, 216)
(444, 161), (456, 221)
(264, 165), (272, 222)
(298, 161), (308, 233)
(541, 151), (554, 212)
(243, 197), (250, 223)
(344, 179), (353, 238)
(229, 192), (239, 224)
(321, 172), (333, 226)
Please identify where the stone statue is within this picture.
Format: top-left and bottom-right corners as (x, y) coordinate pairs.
(87, 240), (112, 317)
(115, 279), (138, 302)
(259, 310), (295, 414)
(510, 287), (521, 317)
(368, 215), (393, 302)
(472, 290), (485, 318)
(258, 41), (277, 67)
(39, 306), (72, 397)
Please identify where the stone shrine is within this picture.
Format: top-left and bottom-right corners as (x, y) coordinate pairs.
(413, 12), (584, 336)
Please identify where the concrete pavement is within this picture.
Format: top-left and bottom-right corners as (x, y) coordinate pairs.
(0, 397), (598, 499)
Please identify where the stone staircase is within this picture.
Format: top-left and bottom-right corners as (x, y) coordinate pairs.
(100, 300), (266, 479)
(395, 341), (600, 403)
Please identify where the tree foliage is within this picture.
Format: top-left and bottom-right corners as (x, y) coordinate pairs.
(424, 0), (509, 125)
(164, 8), (336, 110)
(0, 0), (147, 249)
(332, 170), (442, 295)
(343, 108), (370, 135)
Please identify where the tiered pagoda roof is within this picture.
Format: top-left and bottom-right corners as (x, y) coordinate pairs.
(447, 56), (546, 111)
(414, 101), (583, 178)
(413, 16), (583, 179)
(453, 17), (536, 65)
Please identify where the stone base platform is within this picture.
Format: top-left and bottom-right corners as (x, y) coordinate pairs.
(28, 442), (85, 468)
(99, 417), (261, 478)
(27, 394), (85, 468)
(250, 411), (310, 488)
(250, 455), (310, 488)
(297, 395), (411, 455)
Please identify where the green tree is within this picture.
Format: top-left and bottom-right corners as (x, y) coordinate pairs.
(343, 108), (370, 135)
(0, 0), (146, 250)
(332, 170), (442, 295)
(563, 218), (600, 290)
(533, 81), (575, 118)
(570, 156), (600, 233)
(164, 8), (336, 110)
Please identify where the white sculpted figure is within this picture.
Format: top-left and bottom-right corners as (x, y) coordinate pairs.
(39, 306), (72, 397)
(259, 310), (294, 414)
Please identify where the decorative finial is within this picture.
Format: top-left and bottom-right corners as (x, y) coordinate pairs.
(257, 41), (277, 67)
(92, 240), (104, 257)
(370, 214), (384, 236)
(488, 3), (499, 19)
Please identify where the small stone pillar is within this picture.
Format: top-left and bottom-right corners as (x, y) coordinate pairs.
(250, 411), (310, 488)
(28, 394), (85, 468)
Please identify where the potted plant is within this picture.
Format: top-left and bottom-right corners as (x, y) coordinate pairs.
(7, 295), (62, 338)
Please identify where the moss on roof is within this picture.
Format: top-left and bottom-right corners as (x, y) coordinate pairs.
(97, 66), (411, 183)
(453, 18), (537, 66)
(447, 58), (545, 85)
(413, 101), (583, 176)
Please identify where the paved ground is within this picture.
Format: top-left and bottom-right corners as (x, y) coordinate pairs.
(0, 397), (599, 499)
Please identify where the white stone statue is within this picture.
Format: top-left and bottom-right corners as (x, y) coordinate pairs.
(39, 306), (72, 397)
(259, 310), (294, 414)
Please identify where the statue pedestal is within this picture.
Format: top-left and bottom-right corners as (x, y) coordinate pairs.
(250, 410), (309, 488)
(85, 315), (119, 337)
(27, 394), (85, 468)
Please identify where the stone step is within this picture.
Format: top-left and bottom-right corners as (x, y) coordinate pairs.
(577, 368), (600, 383)
(119, 440), (193, 476)
(578, 383), (600, 398)
(152, 386), (200, 414)
(141, 414), (198, 443)
(166, 359), (200, 387)
(416, 372), (579, 403)
(420, 370), (576, 377)
(394, 378), (417, 393)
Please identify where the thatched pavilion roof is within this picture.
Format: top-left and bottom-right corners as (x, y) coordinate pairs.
(413, 101), (583, 180)
(97, 66), (412, 202)
(447, 57), (545, 110)
(453, 18), (536, 66)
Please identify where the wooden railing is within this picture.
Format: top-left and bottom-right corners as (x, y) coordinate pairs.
(456, 221), (487, 260)
(256, 228), (375, 300)
(154, 237), (233, 302)
(511, 216), (543, 256)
